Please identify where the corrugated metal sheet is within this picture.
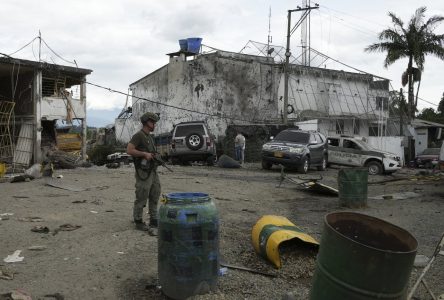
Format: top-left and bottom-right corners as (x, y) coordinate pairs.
(13, 123), (34, 166)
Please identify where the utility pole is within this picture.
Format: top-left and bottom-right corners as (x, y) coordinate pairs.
(283, 4), (319, 125)
(38, 30), (42, 62)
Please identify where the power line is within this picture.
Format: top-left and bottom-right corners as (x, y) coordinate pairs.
(85, 81), (263, 124)
(8, 37), (38, 56)
(41, 38), (77, 66)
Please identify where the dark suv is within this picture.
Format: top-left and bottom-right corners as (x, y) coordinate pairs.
(169, 121), (216, 166)
(261, 129), (328, 173)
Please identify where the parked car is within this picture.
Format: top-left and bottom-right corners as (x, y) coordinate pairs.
(261, 129), (328, 173)
(169, 121), (216, 166)
(414, 148), (441, 168)
(327, 136), (401, 175)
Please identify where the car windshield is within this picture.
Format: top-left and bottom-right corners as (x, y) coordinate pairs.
(174, 124), (205, 137)
(274, 131), (309, 143)
(422, 148), (440, 155)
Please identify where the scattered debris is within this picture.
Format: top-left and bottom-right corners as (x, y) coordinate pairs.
(217, 154), (241, 168)
(27, 246), (47, 251)
(10, 174), (33, 183)
(91, 199), (103, 205)
(408, 233), (444, 300)
(105, 210), (114, 213)
(44, 178), (85, 192)
(72, 200), (87, 204)
(252, 215), (319, 268)
(220, 259), (276, 277)
(277, 167), (338, 196)
(19, 217), (43, 222)
(414, 255), (430, 268)
(3, 250), (24, 263)
(31, 225), (50, 234)
(0, 216), (9, 221)
(0, 267), (14, 280)
(370, 192), (421, 201)
(90, 211), (98, 214)
(0, 289), (32, 300)
(24, 163), (42, 179)
(12, 196), (30, 199)
(218, 267), (228, 276)
(52, 224), (82, 236)
(0, 213), (14, 216)
(43, 293), (65, 300)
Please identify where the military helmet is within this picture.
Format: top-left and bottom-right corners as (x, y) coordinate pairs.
(140, 112), (159, 124)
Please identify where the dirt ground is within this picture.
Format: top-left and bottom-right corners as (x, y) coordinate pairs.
(0, 163), (443, 300)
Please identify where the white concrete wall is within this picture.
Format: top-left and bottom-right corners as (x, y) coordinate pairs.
(115, 118), (139, 144)
(367, 136), (405, 165)
(414, 128), (428, 155)
(277, 69), (389, 120)
(41, 96), (86, 120)
(130, 51), (279, 138)
(295, 119), (319, 131)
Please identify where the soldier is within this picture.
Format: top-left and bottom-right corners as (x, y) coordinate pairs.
(127, 112), (161, 235)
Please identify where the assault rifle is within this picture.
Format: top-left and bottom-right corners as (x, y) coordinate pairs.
(141, 153), (173, 172)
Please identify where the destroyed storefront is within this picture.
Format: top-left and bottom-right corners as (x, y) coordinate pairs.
(0, 57), (92, 171)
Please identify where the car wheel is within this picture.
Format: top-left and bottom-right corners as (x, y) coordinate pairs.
(317, 155), (327, 171)
(262, 160), (272, 170)
(185, 133), (204, 150)
(367, 161), (383, 175)
(298, 157), (309, 174)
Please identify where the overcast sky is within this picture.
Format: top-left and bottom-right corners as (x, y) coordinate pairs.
(1, 0), (443, 126)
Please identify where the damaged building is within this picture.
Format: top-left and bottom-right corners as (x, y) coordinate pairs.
(117, 42), (403, 160)
(0, 56), (92, 170)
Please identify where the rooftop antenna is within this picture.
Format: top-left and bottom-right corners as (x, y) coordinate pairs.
(267, 6), (274, 56)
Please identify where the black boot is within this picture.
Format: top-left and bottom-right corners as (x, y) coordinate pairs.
(134, 220), (149, 231)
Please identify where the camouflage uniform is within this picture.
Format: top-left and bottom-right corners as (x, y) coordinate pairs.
(129, 113), (161, 225)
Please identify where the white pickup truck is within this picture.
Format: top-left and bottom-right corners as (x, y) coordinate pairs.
(327, 136), (401, 175)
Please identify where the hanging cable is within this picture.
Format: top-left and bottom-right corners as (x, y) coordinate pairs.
(41, 38), (76, 65)
(8, 37), (38, 56)
(84, 81), (263, 124)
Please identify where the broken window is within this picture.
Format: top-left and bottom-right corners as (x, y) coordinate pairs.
(328, 138), (339, 146)
(42, 76), (66, 97)
(336, 120), (344, 134)
(376, 97), (388, 110)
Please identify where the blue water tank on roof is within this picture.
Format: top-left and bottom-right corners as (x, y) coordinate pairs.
(187, 37), (202, 54)
(179, 39), (188, 51)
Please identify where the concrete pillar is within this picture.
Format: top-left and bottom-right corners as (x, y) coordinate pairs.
(33, 70), (42, 163)
(80, 77), (87, 160)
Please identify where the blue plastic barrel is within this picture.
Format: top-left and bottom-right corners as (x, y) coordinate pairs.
(158, 192), (219, 299)
(187, 37), (202, 53)
(179, 39), (188, 51)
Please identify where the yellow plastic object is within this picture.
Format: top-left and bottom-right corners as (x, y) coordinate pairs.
(252, 215), (319, 268)
(0, 163), (5, 177)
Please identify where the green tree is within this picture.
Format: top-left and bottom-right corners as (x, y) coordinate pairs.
(365, 7), (444, 121)
(438, 92), (444, 116)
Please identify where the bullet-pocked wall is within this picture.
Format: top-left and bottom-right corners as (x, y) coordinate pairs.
(129, 51), (280, 139)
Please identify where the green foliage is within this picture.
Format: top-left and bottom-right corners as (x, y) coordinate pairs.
(87, 145), (116, 165)
(365, 7), (444, 118)
(417, 107), (444, 124)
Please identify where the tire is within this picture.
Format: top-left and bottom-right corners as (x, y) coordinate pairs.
(185, 133), (204, 150)
(317, 155), (327, 171)
(298, 156), (309, 174)
(262, 160), (272, 170)
(366, 161), (383, 175)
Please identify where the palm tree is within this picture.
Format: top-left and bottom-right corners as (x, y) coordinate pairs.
(365, 7), (444, 121)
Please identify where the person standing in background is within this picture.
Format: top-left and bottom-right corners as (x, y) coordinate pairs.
(234, 131), (246, 164)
